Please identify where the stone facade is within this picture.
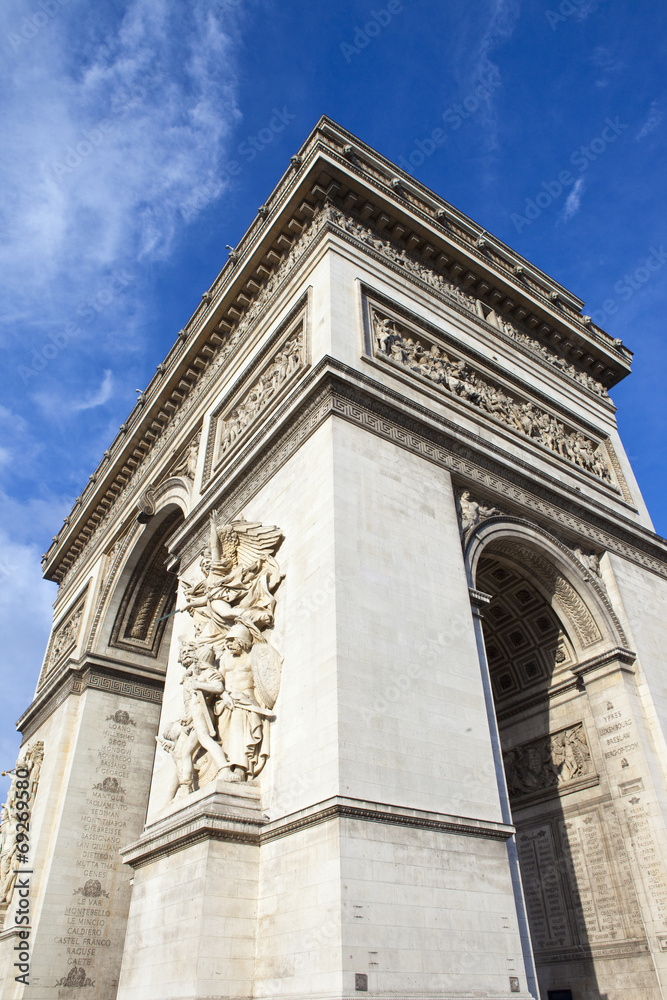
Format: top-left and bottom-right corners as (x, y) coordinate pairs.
(1, 117), (667, 1000)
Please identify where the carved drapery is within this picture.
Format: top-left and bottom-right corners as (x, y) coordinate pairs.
(158, 514), (284, 799)
(370, 306), (613, 484)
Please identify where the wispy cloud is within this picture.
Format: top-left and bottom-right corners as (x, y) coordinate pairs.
(468, 0), (521, 150)
(562, 177), (585, 222)
(70, 369), (114, 411)
(591, 44), (623, 87)
(0, 0), (242, 360)
(573, 0), (604, 21)
(636, 101), (663, 141)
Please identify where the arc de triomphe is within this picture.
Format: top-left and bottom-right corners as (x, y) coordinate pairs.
(1, 118), (667, 1000)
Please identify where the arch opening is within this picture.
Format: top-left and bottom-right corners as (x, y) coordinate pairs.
(94, 504), (185, 669)
(475, 537), (647, 1000)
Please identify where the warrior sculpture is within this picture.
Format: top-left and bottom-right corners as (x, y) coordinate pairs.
(159, 513), (284, 800)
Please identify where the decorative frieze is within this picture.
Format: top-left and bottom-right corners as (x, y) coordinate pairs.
(504, 723), (594, 801)
(173, 369), (666, 585)
(370, 306), (614, 484)
(43, 590), (87, 678)
(51, 207), (323, 595)
(206, 318), (306, 481)
(328, 205), (610, 396)
(49, 194), (616, 595)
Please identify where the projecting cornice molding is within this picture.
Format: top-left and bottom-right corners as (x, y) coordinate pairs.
(17, 653), (165, 742)
(163, 362), (667, 586)
(43, 118), (633, 589)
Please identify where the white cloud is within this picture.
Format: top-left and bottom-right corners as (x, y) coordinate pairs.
(562, 177), (585, 222)
(636, 101), (663, 141)
(0, 0), (242, 349)
(467, 0), (521, 151)
(0, 0), (247, 790)
(70, 369), (114, 412)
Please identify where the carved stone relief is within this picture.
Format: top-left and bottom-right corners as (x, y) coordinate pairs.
(52, 205), (325, 592)
(504, 723), (594, 801)
(0, 741), (44, 910)
(328, 206), (609, 397)
(570, 545), (602, 578)
(44, 592), (87, 676)
(52, 190), (613, 595)
(371, 307), (614, 485)
(213, 322), (305, 469)
(171, 430), (201, 481)
(457, 489), (502, 535)
(158, 513), (284, 798)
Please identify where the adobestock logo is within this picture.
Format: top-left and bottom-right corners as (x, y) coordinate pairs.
(398, 72), (502, 174)
(340, 0), (415, 63)
(589, 246), (667, 327)
(7, 0), (71, 54)
(510, 116), (628, 233)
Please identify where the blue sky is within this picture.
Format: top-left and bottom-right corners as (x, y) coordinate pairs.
(0, 0), (665, 775)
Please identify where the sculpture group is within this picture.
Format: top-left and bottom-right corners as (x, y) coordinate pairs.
(218, 333), (302, 456)
(159, 513), (284, 799)
(504, 725), (593, 799)
(373, 310), (612, 483)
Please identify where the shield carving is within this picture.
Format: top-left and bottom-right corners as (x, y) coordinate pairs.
(251, 642), (283, 710)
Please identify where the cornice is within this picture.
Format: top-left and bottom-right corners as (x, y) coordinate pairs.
(17, 653), (164, 741)
(166, 361), (667, 584)
(122, 793), (514, 869)
(43, 119), (632, 589)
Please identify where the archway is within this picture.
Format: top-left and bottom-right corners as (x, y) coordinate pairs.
(91, 499), (186, 673)
(467, 521), (649, 1000)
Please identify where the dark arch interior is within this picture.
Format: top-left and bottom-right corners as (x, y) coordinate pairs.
(109, 507), (183, 659)
(477, 556), (576, 710)
(477, 548), (606, 1000)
